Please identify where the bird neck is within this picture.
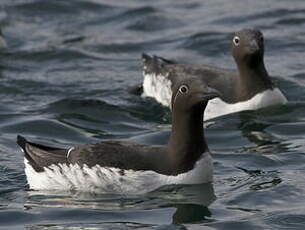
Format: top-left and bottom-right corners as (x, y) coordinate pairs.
(168, 104), (208, 174)
(236, 57), (273, 100)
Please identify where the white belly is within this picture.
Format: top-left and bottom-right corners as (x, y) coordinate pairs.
(24, 153), (213, 194)
(142, 73), (287, 120)
(205, 88), (288, 120)
(142, 72), (172, 107)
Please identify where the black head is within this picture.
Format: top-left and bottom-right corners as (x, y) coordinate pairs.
(171, 78), (220, 112)
(231, 29), (264, 65)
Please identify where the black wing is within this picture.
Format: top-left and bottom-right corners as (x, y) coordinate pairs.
(68, 140), (168, 173)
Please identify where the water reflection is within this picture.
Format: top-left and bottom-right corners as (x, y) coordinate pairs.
(237, 110), (291, 154)
(172, 204), (212, 224)
(24, 183), (215, 226)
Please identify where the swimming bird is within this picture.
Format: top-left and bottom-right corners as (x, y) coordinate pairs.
(17, 78), (220, 194)
(139, 29), (287, 120)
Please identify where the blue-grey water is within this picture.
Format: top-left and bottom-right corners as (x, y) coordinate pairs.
(1, 0), (305, 229)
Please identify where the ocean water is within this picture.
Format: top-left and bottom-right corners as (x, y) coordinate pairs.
(1, 0), (305, 229)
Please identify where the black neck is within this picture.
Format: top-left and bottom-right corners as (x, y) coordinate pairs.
(235, 57), (273, 101)
(168, 103), (208, 174)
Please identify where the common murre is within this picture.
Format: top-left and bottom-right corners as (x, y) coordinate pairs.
(137, 29), (287, 120)
(17, 78), (220, 194)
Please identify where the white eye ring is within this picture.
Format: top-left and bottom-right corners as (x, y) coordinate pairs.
(179, 85), (189, 94)
(233, 36), (240, 46)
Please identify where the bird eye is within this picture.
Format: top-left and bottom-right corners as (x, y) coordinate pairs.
(233, 36), (240, 46)
(179, 85), (189, 94)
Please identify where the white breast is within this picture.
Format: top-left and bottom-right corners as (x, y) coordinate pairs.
(24, 153), (213, 194)
(205, 88), (288, 120)
(142, 73), (287, 120)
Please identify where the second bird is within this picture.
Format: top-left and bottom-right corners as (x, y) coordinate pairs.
(141, 29), (287, 120)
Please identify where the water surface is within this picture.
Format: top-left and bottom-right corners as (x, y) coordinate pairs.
(1, 0), (305, 229)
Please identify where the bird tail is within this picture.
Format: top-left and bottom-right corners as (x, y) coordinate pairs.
(142, 53), (175, 76)
(17, 135), (27, 151)
(17, 135), (68, 172)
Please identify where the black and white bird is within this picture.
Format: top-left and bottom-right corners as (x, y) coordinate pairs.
(17, 78), (220, 194)
(140, 29), (287, 120)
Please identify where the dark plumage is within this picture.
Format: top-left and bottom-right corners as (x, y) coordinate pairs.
(18, 78), (220, 179)
(137, 29), (286, 117)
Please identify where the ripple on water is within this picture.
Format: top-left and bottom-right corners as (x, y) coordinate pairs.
(181, 31), (229, 56)
(260, 211), (305, 230)
(1, 0), (305, 230)
(45, 98), (151, 138)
